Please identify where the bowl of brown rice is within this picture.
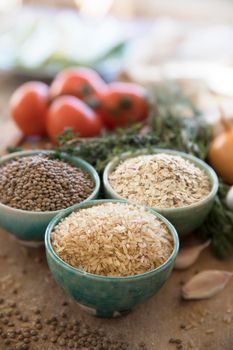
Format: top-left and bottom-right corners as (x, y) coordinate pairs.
(45, 199), (179, 318)
(103, 149), (219, 236)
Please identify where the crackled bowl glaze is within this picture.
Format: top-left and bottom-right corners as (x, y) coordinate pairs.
(45, 199), (179, 318)
(0, 150), (100, 243)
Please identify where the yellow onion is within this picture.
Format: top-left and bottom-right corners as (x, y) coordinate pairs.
(208, 109), (233, 185)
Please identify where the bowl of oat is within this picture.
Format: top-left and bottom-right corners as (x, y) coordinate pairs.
(103, 149), (219, 236)
(0, 150), (100, 244)
(45, 199), (179, 318)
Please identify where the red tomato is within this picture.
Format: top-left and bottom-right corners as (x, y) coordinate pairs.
(49, 67), (107, 102)
(10, 81), (49, 136)
(101, 82), (149, 129)
(49, 68), (108, 123)
(46, 96), (103, 143)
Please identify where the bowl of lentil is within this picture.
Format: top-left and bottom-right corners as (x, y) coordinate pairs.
(45, 199), (179, 318)
(0, 150), (100, 243)
(103, 149), (219, 236)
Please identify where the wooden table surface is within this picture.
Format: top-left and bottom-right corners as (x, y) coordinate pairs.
(0, 229), (232, 350)
(0, 74), (233, 350)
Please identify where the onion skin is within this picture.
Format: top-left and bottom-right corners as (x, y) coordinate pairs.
(208, 117), (233, 185)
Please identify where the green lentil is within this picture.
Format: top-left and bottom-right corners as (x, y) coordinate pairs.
(0, 154), (94, 211)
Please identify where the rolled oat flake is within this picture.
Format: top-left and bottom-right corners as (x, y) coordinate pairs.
(0, 154), (94, 211)
(109, 153), (211, 208)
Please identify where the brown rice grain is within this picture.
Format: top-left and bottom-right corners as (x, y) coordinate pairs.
(51, 202), (174, 277)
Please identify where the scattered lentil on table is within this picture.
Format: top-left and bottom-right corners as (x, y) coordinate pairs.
(51, 202), (174, 276)
(109, 153), (211, 208)
(0, 297), (131, 350)
(0, 154), (94, 211)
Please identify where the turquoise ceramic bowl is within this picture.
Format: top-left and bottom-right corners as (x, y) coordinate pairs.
(45, 199), (179, 318)
(103, 149), (219, 236)
(0, 150), (100, 243)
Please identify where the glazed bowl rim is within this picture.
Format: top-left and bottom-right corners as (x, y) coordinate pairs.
(0, 149), (100, 215)
(45, 199), (179, 281)
(103, 148), (219, 213)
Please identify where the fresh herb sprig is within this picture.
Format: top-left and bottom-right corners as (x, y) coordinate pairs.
(56, 83), (211, 170)
(201, 180), (233, 258)
(51, 83), (233, 257)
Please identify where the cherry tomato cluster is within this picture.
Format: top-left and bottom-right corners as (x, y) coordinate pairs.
(10, 68), (149, 143)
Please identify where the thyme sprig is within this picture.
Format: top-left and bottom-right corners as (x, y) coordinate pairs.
(56, 82), (212, 170)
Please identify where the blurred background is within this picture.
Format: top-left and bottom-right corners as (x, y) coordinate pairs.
(0, 0), (233, 149)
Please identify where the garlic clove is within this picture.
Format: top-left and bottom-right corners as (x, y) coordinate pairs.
(182, 270), (233, 300)
(226, 186), (233, 210)
(174, 240), (211, 270)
